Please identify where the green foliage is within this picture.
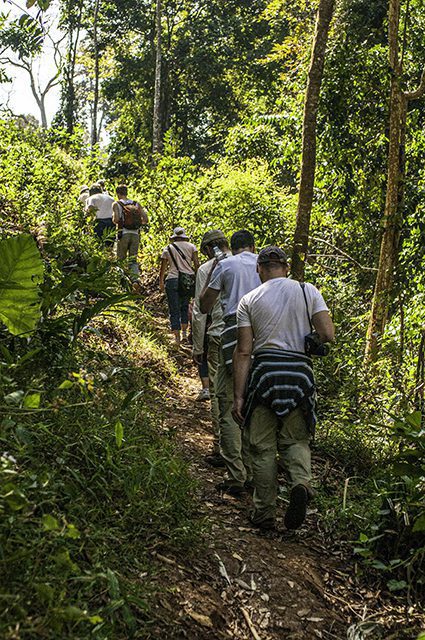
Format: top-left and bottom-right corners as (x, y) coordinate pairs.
(0, 234), (44, 335)
(0, 309), (201, 638)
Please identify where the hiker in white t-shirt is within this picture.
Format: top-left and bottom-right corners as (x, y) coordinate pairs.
(159, 227), (199, 346)
(200, 230), (261, 496)
(112, 184), (148, 280)
(85, 183), (115, 245)
(232, 246), (335, 531)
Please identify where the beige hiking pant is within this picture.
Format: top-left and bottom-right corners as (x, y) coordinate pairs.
(247, 405), (312, 524)
(215, 345), (252, 487)
(117, 233), (140, 278)
(207, 334), (221, 454)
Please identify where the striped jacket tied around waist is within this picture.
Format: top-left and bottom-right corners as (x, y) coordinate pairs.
(243, 349), (317, 436)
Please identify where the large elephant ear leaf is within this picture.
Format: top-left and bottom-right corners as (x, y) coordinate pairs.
(0, 234), (44, 335)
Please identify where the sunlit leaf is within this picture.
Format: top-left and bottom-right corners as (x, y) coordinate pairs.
(58, 380), (73, 390)
(23, 392), (41, 409)
(0, 234), (44, 335)
(114, 419), (124, 448)
(42, 514), (60, 531)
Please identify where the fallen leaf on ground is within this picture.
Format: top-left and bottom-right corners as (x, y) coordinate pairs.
(188, 611), (213, 628)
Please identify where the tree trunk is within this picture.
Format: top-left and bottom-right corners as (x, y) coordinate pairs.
(365, 0), (425, 361)
(152, 0), (163, 160)
(365, 82), (407, 360)
(62, 0), (84, 135)
(291, 0), (335, 282)
(91, 0), (100, 148)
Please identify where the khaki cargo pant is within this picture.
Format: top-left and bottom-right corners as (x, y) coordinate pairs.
(207, 334), (221, 455)
(247, 405), (312, 524)
(117, 233), (140, 278)
(215, 346), (252, 487)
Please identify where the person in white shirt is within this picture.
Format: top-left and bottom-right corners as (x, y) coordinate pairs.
(85, 183), (115, 245)
(232, 246), (335, 531)
(78, 185), (90, 204)
(192, 229), (231, 466)
(200, 230), (261, 496)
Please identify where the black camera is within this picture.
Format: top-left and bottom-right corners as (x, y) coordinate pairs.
(304, 332), (329, 357)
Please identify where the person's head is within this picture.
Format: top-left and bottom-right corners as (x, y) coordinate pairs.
(116, 184), (128, 199)
(230, 230), (255, 254)
(89, 183), (102, 196)
(200, 229), (229, 258)
(257, 246), (289, 283)
(170, 226), (189, 242)
(98, 179), (106, 190)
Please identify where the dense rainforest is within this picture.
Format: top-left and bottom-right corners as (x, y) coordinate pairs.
(0, 0), (424, 638)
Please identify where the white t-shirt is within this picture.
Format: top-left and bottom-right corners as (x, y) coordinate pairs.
(208, 251), (261, 319)
(86, 193), (114, 219)
(237, 277), (329, 354)
(161, 241), (197, 280)
(192, 255), (231, 353)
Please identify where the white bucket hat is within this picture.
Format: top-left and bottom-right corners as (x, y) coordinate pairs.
(170, 226), (189, 240)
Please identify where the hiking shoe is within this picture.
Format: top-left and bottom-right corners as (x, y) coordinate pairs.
(244, 480), (255, 495)
(284, 484), (309, 530)
(205, 453), (226, 468)
(196, 388), (210, 401)
(216, 481), (246, 496)
(250, 517), (276, 531)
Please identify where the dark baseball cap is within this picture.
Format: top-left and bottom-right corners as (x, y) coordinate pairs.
(257, 246), (288, 264)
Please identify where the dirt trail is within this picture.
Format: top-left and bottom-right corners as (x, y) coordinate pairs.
(144, 337), (367, 640)
(137, 281), (417, 640)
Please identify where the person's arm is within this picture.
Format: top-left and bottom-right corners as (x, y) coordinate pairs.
(85, 197), (96, 215)
(200, 287), (219, 314)
(159, 258), (168, 293)
(192, 267), (208, 361)
(232, 325), (254, 426)
(112, 202), (120, 225)
(312, 310), (335, 343)
(137, 203), (148, 224)
(199, 260), (221, 313)
(192, 249), (200, 272)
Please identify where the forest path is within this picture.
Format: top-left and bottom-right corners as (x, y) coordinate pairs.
(144, 308), (381, 640)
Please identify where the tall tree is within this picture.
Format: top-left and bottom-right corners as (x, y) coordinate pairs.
(152, 0), (163, 159)
(56, 0), (84, 135)
(290, 0), (335, 282)
(91, 0), (100, 148)
(0, 14), (61, 128)
(365, 0), (425, 360)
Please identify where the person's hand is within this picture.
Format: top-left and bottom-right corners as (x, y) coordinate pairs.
(159, 281), (165, 293)
(193, 353), (204, 366)
(232, 397), (245, 426)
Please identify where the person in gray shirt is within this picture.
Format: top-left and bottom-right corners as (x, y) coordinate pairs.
(200, 230), (261, 496)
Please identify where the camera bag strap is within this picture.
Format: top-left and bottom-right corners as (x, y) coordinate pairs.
(300, 283), (314, 333)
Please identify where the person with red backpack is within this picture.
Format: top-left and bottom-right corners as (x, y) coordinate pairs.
(112, 184), (148, 279)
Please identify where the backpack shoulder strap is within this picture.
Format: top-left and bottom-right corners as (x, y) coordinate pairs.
(171, 242), (191, 267)
(167, 245), (180, 272)
(300, 282), (314, 333)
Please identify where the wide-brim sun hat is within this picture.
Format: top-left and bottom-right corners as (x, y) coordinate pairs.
(170, 226), (189, 240)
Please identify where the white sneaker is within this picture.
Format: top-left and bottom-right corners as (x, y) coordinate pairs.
(196, 388), (210, 401)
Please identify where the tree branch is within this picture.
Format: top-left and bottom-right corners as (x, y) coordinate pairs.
(404, 66), (425, 100)
(0, 56), (30, 71)
(310, 236), (378, 271)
